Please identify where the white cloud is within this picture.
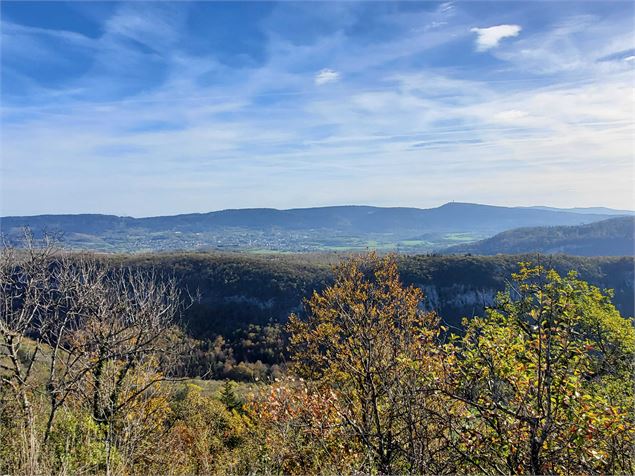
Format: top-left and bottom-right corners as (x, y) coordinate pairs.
(471, 24), (522, 51)
(494, 109), (529, 122)
(314, 68), (340, 85)
(624, 55), (635, 62)
(488, 16), (635, 75)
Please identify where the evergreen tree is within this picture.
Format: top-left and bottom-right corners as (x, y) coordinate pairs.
(219, 380), (242, 412)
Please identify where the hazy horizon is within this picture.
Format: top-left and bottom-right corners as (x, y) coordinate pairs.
(2, 201), (634, 220)
(2, 1), (634, 216)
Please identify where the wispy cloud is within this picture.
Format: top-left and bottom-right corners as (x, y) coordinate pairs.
(439, 2), (455, 15)
(471, 24), (522, 51)
(314, 68), (340, 86)
(1, 1), (634, 215)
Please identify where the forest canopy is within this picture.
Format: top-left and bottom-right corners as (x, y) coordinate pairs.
(1, 240), (633, 475)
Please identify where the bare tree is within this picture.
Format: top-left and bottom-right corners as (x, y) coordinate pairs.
(43, 257), (186, 474)
(0, 229), (62, 475)
(1, 229), (188, 475)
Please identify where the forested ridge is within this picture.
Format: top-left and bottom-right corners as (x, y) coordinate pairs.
(1, 238), (634, 475)
(116, 250), (634, 331)
(87, 251), (635, 381)
(446, 216), (635, 256)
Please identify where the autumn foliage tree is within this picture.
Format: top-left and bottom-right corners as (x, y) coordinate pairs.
(448, 263), (635, 475)
(288, 253), (449, 473)
(246, 379), (359, 474)
(286, 255), (635, 475)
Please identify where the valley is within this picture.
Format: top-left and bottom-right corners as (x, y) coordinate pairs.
(1, 202), (627, 254)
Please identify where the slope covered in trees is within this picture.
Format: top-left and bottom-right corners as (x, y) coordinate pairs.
(2, 248), (633, 475)
(445, 217), (634, 256)
(97, 251), (635, 381)
(3, 243), (632, 383)
(113, 251), (635, 335)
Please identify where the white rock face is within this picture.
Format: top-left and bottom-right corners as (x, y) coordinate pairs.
(224, 295), (276, 309)
(418, 284), (497, 314)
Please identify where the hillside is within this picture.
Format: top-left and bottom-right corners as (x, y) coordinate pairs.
(5, 250), (634, 476)
(108, 252), (635, 338)
(445, 217), (635, 256)
(526, 206), (635, 216)
(0, 203), (620, 253)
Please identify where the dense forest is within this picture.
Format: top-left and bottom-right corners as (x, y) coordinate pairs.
(91, 251), (635, 381)
(115, 251), (635, 329)
(1, 237), (634, 475)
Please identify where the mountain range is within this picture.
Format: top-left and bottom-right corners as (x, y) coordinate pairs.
(1, 202), (631, 254)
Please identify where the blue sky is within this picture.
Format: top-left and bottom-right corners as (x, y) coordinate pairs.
(1, 1), (633, 216)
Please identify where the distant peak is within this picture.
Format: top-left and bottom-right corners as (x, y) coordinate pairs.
(439, 202), (480, 208)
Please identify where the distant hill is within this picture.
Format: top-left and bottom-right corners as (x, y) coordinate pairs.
(445, 217), (635, 256)
(0, 203), (622, 253)
(524, 206), (635, 216)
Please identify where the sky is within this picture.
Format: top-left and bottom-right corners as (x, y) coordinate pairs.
(1, 0), (634, 217)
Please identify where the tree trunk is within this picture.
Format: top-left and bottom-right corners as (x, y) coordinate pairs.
(529, 423), (542, 475)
